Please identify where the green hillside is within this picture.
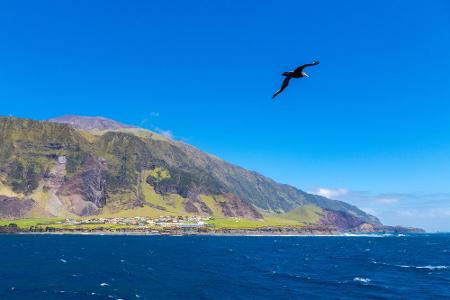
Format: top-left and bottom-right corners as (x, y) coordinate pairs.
(0, 116), (381, 230)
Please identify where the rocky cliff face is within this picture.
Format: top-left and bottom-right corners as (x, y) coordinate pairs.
(57, 159), (108, 215)
(0, 196), (36, 219)
(0, 196), (50, 219)
(0, 115), (386, 231)
(320, 210), (367, 230)
(352, 223), (426, 234)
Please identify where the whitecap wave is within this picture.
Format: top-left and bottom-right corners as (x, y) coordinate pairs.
(353, 277), (371, 283)
(343, 233), (394, 237)
(371, 261), (448, 270)
(399, 265), (448, 270)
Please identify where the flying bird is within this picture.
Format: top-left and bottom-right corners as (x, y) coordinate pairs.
(272, 61), (320, 99)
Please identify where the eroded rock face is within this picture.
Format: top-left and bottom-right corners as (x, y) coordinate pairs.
(58, 160), (108, 216)
(357, 223), (376, 232)
(183, 196), (213, 215)
(219, 194), (262, 219)
(59, 194), (100, 216)
(78, 165), (108, 208)
(182, 193), (262, 220)
(320, 210), (364, 230)
(353, 223), (426, 234)
(0, 196), (36, 219)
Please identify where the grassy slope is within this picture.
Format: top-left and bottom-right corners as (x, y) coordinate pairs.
(207, 216), (302, 229)
(140, 170), (186, 212)
(0, 218), (63, 229)
(206, 205), (322, 229)
(199, 195), (226, 217)
(278, 204), (323, 224)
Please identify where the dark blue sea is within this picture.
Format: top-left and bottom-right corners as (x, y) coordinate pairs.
(0, 234), (449, 299)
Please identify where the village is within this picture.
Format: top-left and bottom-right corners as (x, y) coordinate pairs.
(58, 215), (212, 228)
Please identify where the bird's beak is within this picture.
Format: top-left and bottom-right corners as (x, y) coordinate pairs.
(304, 72), (309, 77)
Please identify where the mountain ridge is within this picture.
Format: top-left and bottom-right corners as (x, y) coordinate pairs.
(49, 115), (136, 131)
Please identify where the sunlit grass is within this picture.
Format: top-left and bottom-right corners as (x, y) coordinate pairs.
(0, 218), (63, 229)
(208, 216), (303, 229)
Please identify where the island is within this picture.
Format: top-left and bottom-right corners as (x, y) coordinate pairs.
(0, 116), (424, 235)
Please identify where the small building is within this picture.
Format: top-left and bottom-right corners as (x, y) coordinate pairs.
(58, 156), (67, 164)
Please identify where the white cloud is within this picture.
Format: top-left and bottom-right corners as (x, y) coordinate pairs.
(396, 208), (450, 218)
(155, 128), (174, 139)
(376, 197), (399, 204)
(309, 187), (450, 231)
(140, 112), (160, 127)
(312, 188), (349, 199)
(140, 118), (149, 126)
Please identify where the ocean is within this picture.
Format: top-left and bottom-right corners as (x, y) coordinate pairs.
(0, 234), (449, 299)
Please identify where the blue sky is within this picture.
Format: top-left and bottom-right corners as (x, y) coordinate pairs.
(1, 1), (450, 231)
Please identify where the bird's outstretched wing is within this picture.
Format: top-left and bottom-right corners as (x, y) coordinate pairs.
(294, 61), (320, 73)
(272, 76), (291, 99)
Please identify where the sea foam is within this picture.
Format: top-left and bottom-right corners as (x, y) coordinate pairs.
(353, 277), (371, 283)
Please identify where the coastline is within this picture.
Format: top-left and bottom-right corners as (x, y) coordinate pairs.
(2, 228), (421, 237)
(2, 228), (342, 236)
(12, 232), (397, 237)
(0, 219), (425, 236)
